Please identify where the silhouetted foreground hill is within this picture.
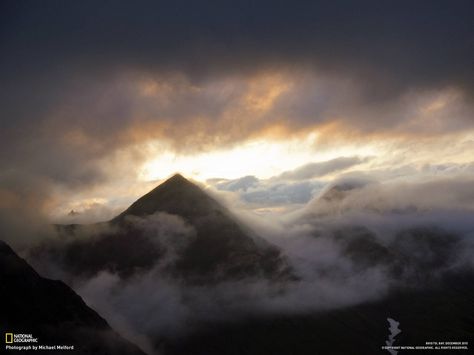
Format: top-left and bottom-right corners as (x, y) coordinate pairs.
(34, 174), (292, 283)
(0, 240), (146, 355)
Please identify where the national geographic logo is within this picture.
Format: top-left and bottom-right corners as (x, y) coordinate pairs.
(4, 333), (38, 344)
(4, 332), (75, 351)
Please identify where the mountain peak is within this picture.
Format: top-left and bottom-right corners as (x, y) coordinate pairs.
(113, 173), (221, 221)
(166, 173), (187, 183)
(319, 179), (370, 202)
(41, 175), (293, 283)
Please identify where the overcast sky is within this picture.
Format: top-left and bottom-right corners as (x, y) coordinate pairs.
(1, 0), (473, 222)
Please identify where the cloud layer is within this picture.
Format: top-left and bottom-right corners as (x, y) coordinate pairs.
(1, 1), (473, 207)
(24, 173), (474, 354)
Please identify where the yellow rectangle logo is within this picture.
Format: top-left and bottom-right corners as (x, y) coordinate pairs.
(5, 333), (13, 343)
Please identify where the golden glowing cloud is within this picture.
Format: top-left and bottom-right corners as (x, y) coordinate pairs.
(138, 130), (383, 181)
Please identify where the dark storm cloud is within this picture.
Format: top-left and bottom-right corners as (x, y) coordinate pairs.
(1, 0), (473, 144)
(2, 0), (473, 93)
(1, 0), (473, 133)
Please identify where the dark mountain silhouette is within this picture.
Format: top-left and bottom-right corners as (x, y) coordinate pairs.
(0, 240), (146, 355)
(330, 226), (462, 282)
(152, 222), (474, 355)
(33, 174), (292, 283)
(161, 271), (474, 355)
(114, 173), (225, 220)
(27, 175), (474, 355)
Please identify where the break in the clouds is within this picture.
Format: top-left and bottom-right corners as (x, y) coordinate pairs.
(210, 157), (367, 208)
(0, 0), (473, 222)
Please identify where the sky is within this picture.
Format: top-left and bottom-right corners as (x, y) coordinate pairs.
(0, 0), (473, 224)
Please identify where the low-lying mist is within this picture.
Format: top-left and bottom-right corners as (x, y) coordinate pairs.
(20, 176), (473, 354)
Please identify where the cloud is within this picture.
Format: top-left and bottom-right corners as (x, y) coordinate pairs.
(242, 181), (324, 206)
(20, 171), (474, 354)
(72, 189), (474, 354)
(275, 156), (369, 180)
(304, 176), (474, 219)
(125, 212), (197, 266)
(212, 175), (259, 192)
(212, 176), (326, 208)
(2, 1), (473, 96)
(209, 157), (370, 209)
(0, 172), (56, 249)
(0, 1), (473, 214)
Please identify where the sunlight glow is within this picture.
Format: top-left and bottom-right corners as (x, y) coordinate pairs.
(139, 133), (379, 182)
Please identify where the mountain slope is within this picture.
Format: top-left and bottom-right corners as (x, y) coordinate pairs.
(0, 240), (146, 355)
(34, 174), (292, 283)
(162, 272), (474, 355)
(114, 174), (226, 221)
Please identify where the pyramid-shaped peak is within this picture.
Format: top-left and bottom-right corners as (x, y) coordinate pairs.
(153, 173), (198, 192)
(113, 173), (223, 221)
(166, 173), (187, 182)
(154, 173), (191, 188)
